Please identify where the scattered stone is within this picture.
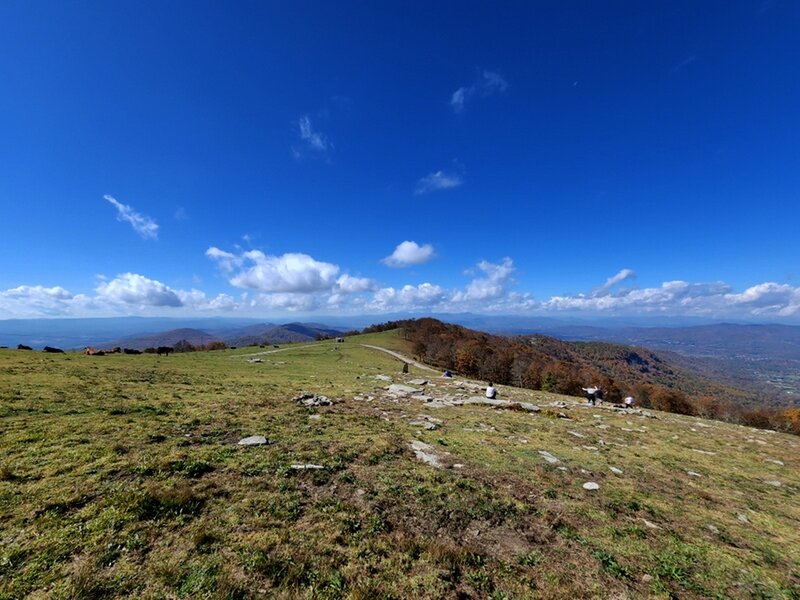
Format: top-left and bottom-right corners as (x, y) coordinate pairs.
(308, 414), (321, 420)
(582, 481), (600, 491)
(238, 436), (268, 446)
(609, 467), (623, 475)
(410, 440), (443, 468)
(687, 471), (702, 478)
(567, 430), (585, 439)
(582, 445), (599, 451)
(387, 384), (423, 396)
(765, 459), (784, 466)
(465, 396), (510, 407)
(765, 480), (782, 487)
(557, 466), (568, 471)
(538, 450), (560, 464)
(414, 395), (435, 403)
(691, 448), (717, 456)
(708, 524), (720, 534)
(737, 513), (749, 524)
(293, 392), (332, 407)
(596, 424), (610, 429)
(640, 518), (661, 529)
(517, 402), (541, 412)
(408, 378), (429, 386)
(694, 422), (712, 428)
(642, 574), (653, 583)
(247, 358), (264, 363)
(451, 463), (465, 469)
(374, 374), (392, 382)
(290, 464), (324, 470)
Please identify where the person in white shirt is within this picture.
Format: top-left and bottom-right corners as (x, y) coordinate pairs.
(485, 383), (497, 399)
(624, 396), (634, 408)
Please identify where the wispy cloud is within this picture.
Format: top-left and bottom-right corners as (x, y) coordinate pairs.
(297, 115), (331, 152)
(451, 69), (508, 112)
(104, 195), (159, 240)
(671, 55), (697, 72)
(382, 241), (436, 268)
(593, 268), (636, 296)
(415, 170), (463, 195)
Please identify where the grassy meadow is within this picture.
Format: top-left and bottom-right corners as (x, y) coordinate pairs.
(0, 330), (798, 599)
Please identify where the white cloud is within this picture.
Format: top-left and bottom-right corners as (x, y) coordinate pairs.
(95, 273), (183, 307)
(382, 241), (436, 267)
(453, 258), (515, 302)
(104, 195), (158, 240)
(251, 292), (319, 313)
(336, 274), (376, 293)
(298, 115), (331, 152)
(208, 248), (340, 293)
(451, 69), (509, 112)
(593, 268), (636, 296)
(415, 171), (463, 195)
(205, 247), (243, 272)
(370, 283), (447, 311)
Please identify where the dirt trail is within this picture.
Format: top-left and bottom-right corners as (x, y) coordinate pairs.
(360, 344), (438, 373)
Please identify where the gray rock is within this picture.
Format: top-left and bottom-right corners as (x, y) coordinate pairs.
(687, 471), (702, 477)
(290, 464), (324, 470)
(374, 374), (392, 382)
(410, 440), (443, 468)
(408, 378), (429, 385)
(238, 435), (268, 446)
(737, 513), (749, 523)
(582, 481), (600, 490)
(538, 450), (560, 464)
(387, 384), (423, 396)
(708, 524), (720, 534)
(465, 396), (510, 407)
(517, 402), (541, 412)
(765, 480), (782, 487)
(609, 466), (623, 475)
(293, 392), (333, 407)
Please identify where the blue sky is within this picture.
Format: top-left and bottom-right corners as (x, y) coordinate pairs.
(1, 1), (799, 321)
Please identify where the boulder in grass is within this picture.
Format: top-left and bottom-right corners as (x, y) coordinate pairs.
(238, 436), (269, 446)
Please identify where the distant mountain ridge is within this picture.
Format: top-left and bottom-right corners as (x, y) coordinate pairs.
(110, 322), (345, 350)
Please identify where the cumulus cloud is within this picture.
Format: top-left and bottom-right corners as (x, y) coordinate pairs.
(382, 241), (436, 267)
(336, 274), (376, 293)
(95, 273), (183, 307)
(207, 248), (340, 293)
(453, 258), (515, 302)
(250, 292), (319, 313)
(104, 195), (158, 240)
(370, 283), (447, 311)
(205, 247), (243, 272)
(298, 115), (331, 152)
(451, 70), (508, 112)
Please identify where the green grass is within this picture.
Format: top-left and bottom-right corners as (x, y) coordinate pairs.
(1, 332), (799, 599)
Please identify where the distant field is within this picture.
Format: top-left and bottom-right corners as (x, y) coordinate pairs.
(1, 332), (798, 599)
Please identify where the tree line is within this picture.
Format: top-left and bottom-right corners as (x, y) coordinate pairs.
(363, 318), (800, 435)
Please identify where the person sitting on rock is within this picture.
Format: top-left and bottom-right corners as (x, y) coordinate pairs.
(594, 388), (604, 405)
(443, 369), (452, 378)
(486, 382), (497, 399)
(624, 396), (634, 409)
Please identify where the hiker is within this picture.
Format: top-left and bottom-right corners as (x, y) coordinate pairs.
(624, 396), (634, 408)
(443, 369), (452, 378)
(582, 386), (598, 406)
(595, 388), (604, 405)
(402, 362), (409, 374)
(486, 382), (497, 399)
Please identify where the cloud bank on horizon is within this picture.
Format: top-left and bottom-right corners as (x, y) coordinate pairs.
(2, 257), (799, 321)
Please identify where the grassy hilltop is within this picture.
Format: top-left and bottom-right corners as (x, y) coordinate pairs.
(0, 330), (798, 599)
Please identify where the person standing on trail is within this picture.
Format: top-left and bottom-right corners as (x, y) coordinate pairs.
(582, 386), (598, 406)
(486, 382), (497, 399)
